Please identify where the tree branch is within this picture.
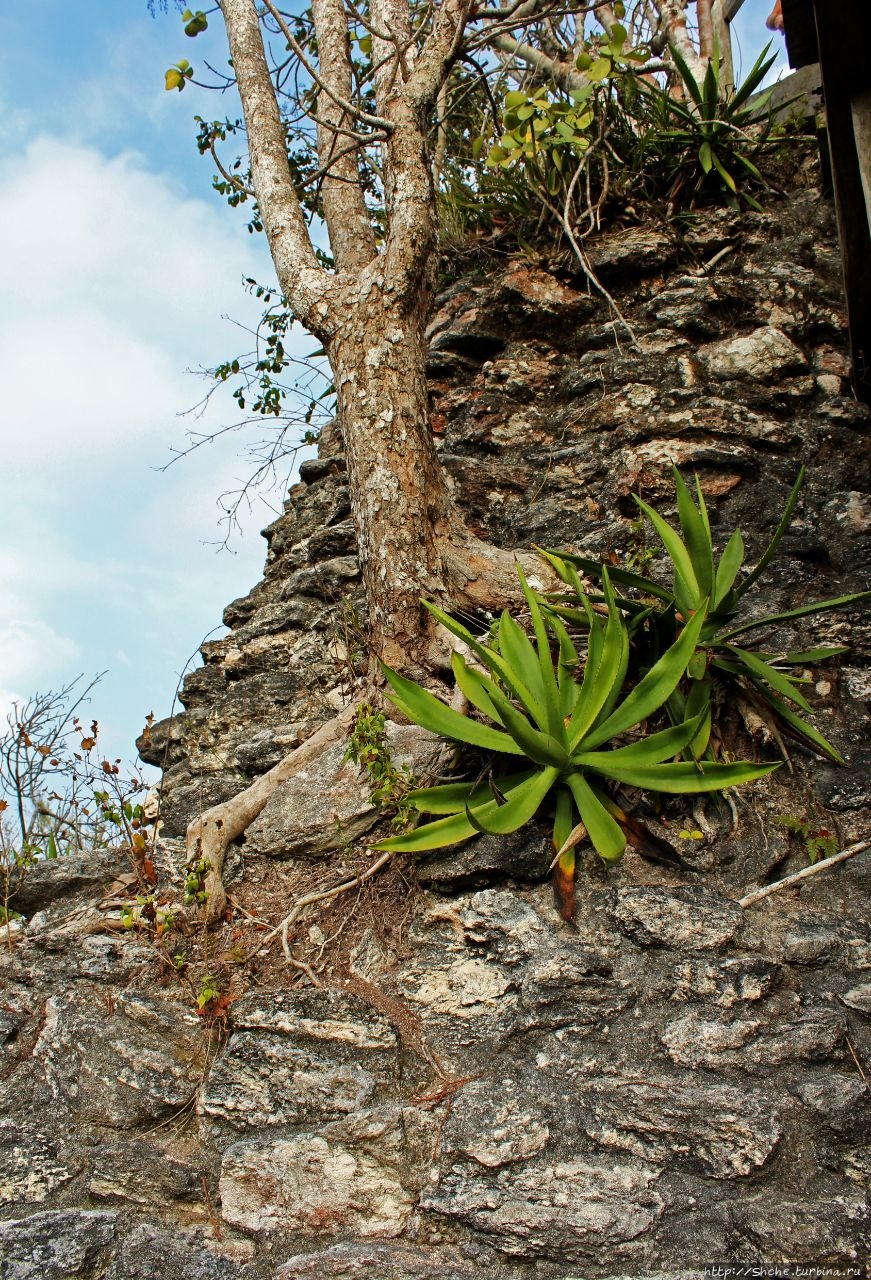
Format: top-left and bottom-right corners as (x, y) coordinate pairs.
(219, 0), (333, 336)
(309, 0), (379, 270)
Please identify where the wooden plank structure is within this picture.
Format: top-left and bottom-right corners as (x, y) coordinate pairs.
(779, 0), (871, 404)
(719, 0), (871, 403)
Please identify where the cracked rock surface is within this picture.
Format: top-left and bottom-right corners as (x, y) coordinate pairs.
(2, 191), (870, 1277)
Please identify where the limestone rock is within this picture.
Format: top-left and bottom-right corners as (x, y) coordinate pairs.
(0, 1210), (117, 1280)
(274, 1242), (480, 1280)
(580, 1078), (782, 1178)
(220, 1129), (413, 1237)
(606, 885), (743, 951)
(244, 724), (444, 860)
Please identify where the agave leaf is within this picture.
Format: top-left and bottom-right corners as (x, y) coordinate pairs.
(425, 602), (543, 724)
(735, 151), (766, 184)
(748, 684), (846, 765)
(451, 650), (505, 723)
(583, 605), (706, 749)
(635, 494), (702, 608)
(671, 471), (712, 599)
(517, 565), (565, 739)
(575, 709), (707, 770)
(552, 784), (575, 852)
(734, 466), (805, 599)
(669, 42), (704, 109)
(374, 809), (480, 852)
(712, 529), (745, 612)
(547, 612), (582, 718)
(718, 590), (871, 641)
(483, 678), (569, 767)
(725, 645), (813, 712)
(685, 673), (713, 758)
(381, 663), (524, 755)
(587, 759), (779, 792)
(462, 766), (560, 835)
(540, 549), (672, 602)
(702, 56), (719, 121)
(498, 611), (546, 711)
(590, 569), (631, 730)
(566, 772), (626, 861)
(729, 44), (777, 112)
(408, 769), (536, 814)
(567, 577), (627, 746)
(777, 646), (849, 664)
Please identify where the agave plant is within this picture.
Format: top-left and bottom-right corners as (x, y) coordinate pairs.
(630, 42), (780, 210)
(375, 567), (777, 915)
(543, 467), (870, 765)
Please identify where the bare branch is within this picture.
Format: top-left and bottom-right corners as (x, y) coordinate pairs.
(309, 0), (379, 269)
(219, 0), (332, 335)
(738, 841), (870, 909)
(260, 0), (393, 132)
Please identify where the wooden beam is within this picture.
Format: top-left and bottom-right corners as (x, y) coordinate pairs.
(812, 0), (871, 403)
(722, 0), (746, 22)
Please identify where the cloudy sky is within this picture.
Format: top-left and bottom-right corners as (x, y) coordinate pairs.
(0, 0), (784, 770)
(0, 1), (318, 769)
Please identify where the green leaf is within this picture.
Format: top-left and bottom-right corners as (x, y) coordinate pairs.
(588, 56), (612, 82)
(498, 611), (546, 716)
(540, 548), (672, 602)
(462, 766), (560, 835)
(751, 686), (846, 765)
(729, 44), (777, 112)
(725, 646), (813, 712)
(713, 529), (745, 611)
(718, 590), (871, 641)
(517, 566), (564, 740)
(710, 148), (738, 194)
(674, 468), (714, 600)
(587, 758), (779, 792)
(553, 785), (575, 853)
(424, 603), (542, 722)
(669, 43), (704, 109)
(583, 605), (706, 749)
(635, 494), (701, 607)
(482, 680), (569, 768)
(505, 90), (528, 109)
(575, 710), (706, 770)
(778, 646), (849, 664)
(374, 810), (478, 852)
(381, 663), (523, 755)
(450, 651), (503, 723)
(566, 773), (625, 861)
(735, 467), (805, 598)
(409, 770), (536, 815)
(699, 140), (714, 174)
(567, 573), (628, 747)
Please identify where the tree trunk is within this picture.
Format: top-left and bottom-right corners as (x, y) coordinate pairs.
(328, 287), (554, 678)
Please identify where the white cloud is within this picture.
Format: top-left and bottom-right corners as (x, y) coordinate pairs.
(0, 137), (273, 480)
(0, 619), (81, 689)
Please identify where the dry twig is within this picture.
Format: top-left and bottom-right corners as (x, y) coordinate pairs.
(738, 840), (870, 909)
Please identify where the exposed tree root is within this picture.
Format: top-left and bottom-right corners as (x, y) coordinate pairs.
(186, 541), (561, 922)
(187, 705), (358, 923)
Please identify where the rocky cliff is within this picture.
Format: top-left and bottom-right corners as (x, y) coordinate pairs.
(2, 188), (870, 1279)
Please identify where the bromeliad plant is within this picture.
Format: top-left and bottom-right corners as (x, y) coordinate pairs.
(542, 467), (870, 766)
(375, 567), (777, 917)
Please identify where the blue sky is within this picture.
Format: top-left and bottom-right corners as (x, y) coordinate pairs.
(0, 0), (785, 771)
(0, 1), (315, 771)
